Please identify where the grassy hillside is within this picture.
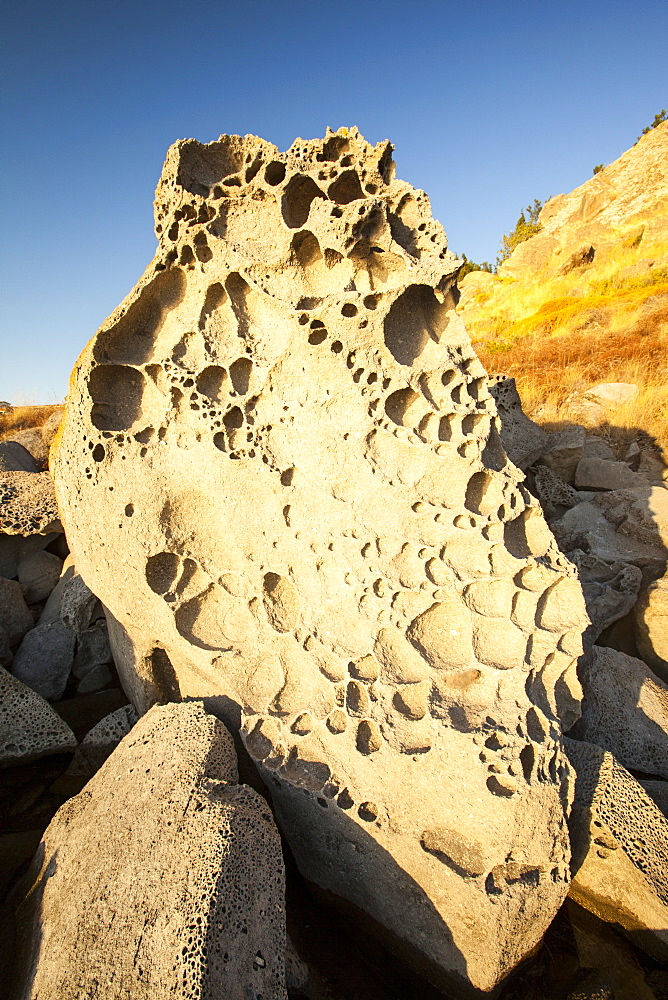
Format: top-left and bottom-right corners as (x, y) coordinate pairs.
(459, 122), (668, 456)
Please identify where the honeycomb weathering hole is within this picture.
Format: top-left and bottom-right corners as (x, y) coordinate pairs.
(89, 365), (145, 431)
(96, 267), (186, 365)
(146, 552), (180, 595)
(328, 170), (364, 205)
(197, 365), (228, 402)
(383, 284), (448, 366)
(281, 174), (326, 229)
(384, 387), (421, 426)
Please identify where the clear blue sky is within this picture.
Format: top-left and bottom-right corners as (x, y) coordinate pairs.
(1, 0), (666, 402)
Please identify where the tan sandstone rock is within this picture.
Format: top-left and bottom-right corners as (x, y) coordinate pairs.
(634, 576), (668, 683)
(12, 701), (287, 1000)
(53, 128), (590, 993)
(563, 737), (668, 962)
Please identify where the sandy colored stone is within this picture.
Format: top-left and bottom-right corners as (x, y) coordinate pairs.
(7, 428), (49, 469)
(68, 702), (139, 777)
(0, 664), (76, 764)
(567, 551), (642, 645)
(12, 701), (287, 1000)
(41, 408), (64, 449)
(53, 128), (589, 992)
(582, 383), (638, 408)
(538, 425), (585, 485)
(634, 575), (668, 683)
(564, 737), (668, 962)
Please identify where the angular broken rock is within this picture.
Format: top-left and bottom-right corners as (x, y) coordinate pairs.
(0, 665), (76, 764)
(574, 457), (647, 492)
(0, 576), (34, 648)
(538, 425), (585, 486)
(53, 128), (589, 992)
(17, 549), (64, 604)
(563, 737), (668, 962)
(12, 701), (287, 999)
(0, 470), (62, 579)
(573, 646), (668, 779)
(567, 550), (642, 645)
(68, 702), (139, 777)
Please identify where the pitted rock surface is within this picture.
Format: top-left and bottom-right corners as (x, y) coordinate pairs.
(0, 665), (76, 764)
(0, 471), (60, 535)
(564, 737), (668, 961)
(53, 128), (589, 992)
(12, 701), (287, 1000)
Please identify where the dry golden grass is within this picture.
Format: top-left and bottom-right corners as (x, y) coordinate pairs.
(0, 404), (63, 443)
(466, 231), (668, 458)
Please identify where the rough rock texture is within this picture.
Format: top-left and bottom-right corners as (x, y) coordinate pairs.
(12, 701), (287, 1000)
(538, 426), (585, 486)
(563, 737), (668, 962)
(68, 703), (139, 777)
(12, 621), (76, 701)
(634, 576), (668, 683)
(487, 374), (549, 469)
(0, 442), (39, 474)
(0, 665), (76, 764)
(0, 577), (34, 648)
(572, 646), (668, 778)
(0, 472), (60, 536)
(553, 487), (668, 584)
(53, 129), (590, 992)
(567, 551), (642, 645)
(641, 780), (668, 818)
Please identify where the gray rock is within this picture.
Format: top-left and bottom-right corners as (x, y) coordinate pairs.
(8, 428), (49, 468)
(0, 440), (39, 473)
(60, 573), (103, 635)
(532, 464), (578, 518)
(568, 551), (643, 644)
(488, 374), (549, 470)
(552, 487), (668, 584)
(76, 663), (112, 694)
(13, 701), (288, 1000)
(0, 665), (76, 764)
(17, 550), (63, 604)
(72, 620), (113, 680)
(573, 646), (668, 779)
(538, 425), (585, 485)
(12, 620), (76, 701)
(575, 457), (648, 491)
(583, 436), (616, 461)
(0, 624), (12, 668)
(0, 576), (34, 648)
(563, 736), (668, 962)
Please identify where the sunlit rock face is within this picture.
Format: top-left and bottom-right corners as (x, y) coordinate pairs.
(54, 127), (588, 993)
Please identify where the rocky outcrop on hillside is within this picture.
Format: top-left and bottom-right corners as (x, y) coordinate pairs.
(459, 120), (668, 314)
(51, 127), (593, 993)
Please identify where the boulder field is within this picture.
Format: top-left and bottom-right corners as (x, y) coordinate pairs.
(51, 128), (593, 993)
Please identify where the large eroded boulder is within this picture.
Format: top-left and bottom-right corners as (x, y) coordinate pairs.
(11, 701), (287, 1000)
(53, 128), (589, 992)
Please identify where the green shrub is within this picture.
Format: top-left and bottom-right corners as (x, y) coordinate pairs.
(497, 199), (543, 265)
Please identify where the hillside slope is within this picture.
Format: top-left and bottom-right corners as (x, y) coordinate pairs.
(458, 121), (668, 453)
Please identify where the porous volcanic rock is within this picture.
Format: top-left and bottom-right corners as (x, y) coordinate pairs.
(0, 665), (76, 764)
(53, 128), (589, 992)
(12, 701), (287, 1000)
(564, 737), (668, 962)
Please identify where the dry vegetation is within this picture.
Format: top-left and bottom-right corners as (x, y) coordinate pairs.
(466, 232), (668, 457)
(0, 404), (63, 443)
